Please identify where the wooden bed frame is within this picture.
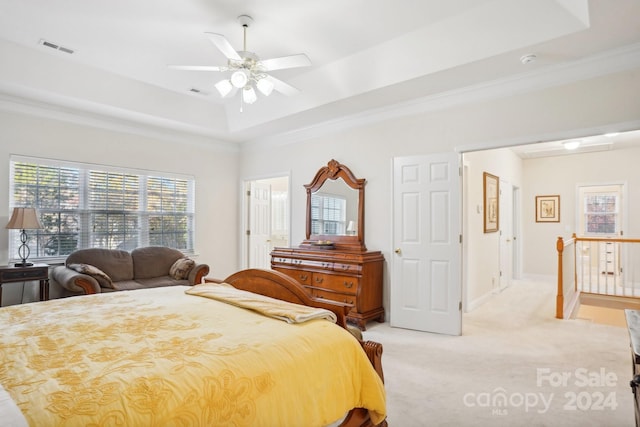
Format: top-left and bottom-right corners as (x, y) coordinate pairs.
(208, 268), (387, 427)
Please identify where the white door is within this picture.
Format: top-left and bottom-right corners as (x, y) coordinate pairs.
(248, 181), (272, 269)
(499, 180), (513, 290)
(391, 153), (462, 335)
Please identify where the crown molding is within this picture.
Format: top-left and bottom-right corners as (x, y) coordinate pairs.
(1, 41), (639, 153)
(242, 42), (640, 151)
(0, 86), (239, 153)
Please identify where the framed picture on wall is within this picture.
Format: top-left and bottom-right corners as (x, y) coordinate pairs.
(536, 195), (560, 222)
(483, 172), (499, 233)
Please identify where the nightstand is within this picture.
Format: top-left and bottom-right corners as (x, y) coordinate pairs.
(0, 263), (49, 306)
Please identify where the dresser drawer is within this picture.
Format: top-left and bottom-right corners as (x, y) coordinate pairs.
(332, 263), (362, 274)
(310, 273), (358, 295)
(310, 288), (356, 309)
(271, 246), (384, 331)
(275, 268), (312, 286)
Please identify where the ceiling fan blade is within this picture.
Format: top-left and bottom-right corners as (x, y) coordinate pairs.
(168, 65), (225, 71)
(205, 32), (242, 61)
(266, 75), (300, 96)
(260, 54), (311, 71)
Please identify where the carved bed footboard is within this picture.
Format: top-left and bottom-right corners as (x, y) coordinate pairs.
(210, 268), (387, 426)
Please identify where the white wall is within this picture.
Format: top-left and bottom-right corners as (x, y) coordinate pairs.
(1, 66), (639, 313)
(463, 148), (523, 308)
(240, 68), (640, 316)
(0, 110), (240, 305)
(522, 143), (640, 275)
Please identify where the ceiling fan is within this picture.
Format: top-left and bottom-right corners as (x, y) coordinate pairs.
(169, 15), (311, 109)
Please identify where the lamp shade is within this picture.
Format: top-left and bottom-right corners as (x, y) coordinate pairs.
(346, 220), (356, 233)
(6, 207), (43, 230)
(230, 70), (249, 88)
(256, 78), (275, 96)
(242, 86), (257, 104)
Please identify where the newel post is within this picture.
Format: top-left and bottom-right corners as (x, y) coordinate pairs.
(556, 236), (565, 319)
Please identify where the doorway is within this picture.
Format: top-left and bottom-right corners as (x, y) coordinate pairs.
(243, 175), (290, 269)
(576, 183), (626, 285)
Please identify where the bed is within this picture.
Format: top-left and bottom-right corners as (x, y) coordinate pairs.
(0, 268), (386, 427)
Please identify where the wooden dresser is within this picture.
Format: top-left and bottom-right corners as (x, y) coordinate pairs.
(271, 246), (384, 330)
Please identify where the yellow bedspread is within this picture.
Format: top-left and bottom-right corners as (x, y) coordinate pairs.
(0, 286), (386, 427)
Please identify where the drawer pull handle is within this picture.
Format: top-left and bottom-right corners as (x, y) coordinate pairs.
(342, 265), (350, 270)
(300, 274), (308, 281)
(344, 281), (353, 288)
(315, 277), (324, 284)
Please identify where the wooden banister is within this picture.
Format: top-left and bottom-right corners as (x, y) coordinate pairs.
(556, 236), (565, 319)
(557, 234), (640, 317)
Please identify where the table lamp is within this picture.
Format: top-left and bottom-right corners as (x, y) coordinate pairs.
(5, 207), (43, 267)
(346, 220), (356, 235)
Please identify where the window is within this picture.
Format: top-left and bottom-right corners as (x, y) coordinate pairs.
(9, 156), (195, 262)
(310, 193), (346, 235)
(577, 184), (623, 237)
(584, 193), (618, 235)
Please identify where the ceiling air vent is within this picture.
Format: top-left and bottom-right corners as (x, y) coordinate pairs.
(189, 88), (207, 95)
(38, 39), (74, 54)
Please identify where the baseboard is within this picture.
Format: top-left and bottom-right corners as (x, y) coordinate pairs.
(465, 291), (495, 313)
(580, 292), (640, 310)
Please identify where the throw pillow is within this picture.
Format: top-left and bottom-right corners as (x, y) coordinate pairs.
(67, 263), (114, 289)
(169, 257), (195, 280)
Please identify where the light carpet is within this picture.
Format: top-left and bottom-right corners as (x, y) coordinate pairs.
(362, 278), (635, 426)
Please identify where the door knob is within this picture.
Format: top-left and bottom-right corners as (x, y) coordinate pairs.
(394, 248), (402, 254)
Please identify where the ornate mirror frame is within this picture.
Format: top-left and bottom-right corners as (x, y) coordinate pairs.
(303, 159), (366, 251)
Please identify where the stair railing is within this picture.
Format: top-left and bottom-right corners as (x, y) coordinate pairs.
(557, 233), (640, 318)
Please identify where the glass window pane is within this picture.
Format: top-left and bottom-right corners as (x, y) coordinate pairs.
(9, 157), (195, 261)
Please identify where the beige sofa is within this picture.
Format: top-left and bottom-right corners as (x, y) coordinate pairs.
(51, 246), (209, 296)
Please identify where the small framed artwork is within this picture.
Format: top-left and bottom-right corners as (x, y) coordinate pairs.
(483, 172), (499, 233)
(536, 195), (560, 222)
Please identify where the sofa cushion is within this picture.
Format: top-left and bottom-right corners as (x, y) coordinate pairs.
(110, 280), (147, 291)
(169, 257), (195, 280)
(67, 263), (114, 289)
(135, 276), (189, 288)
(131, 246), (184, 279)
(66, 248), (134, 282)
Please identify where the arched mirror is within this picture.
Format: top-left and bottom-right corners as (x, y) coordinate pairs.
(303, 159), (366, 251)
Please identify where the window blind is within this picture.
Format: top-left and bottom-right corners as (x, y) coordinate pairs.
(8, 156), (195, 263)
(310, 193), (346, 235)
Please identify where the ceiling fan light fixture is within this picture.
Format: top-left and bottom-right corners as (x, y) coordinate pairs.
(171, 14), (310, 111)
(230, 70), (249, 88)
(256, 78), (274, 96)
(242, 86), (257, 104)
(214, 79), (233, 97)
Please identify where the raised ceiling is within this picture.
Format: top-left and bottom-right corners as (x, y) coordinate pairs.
(0, 0), (639, 144)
